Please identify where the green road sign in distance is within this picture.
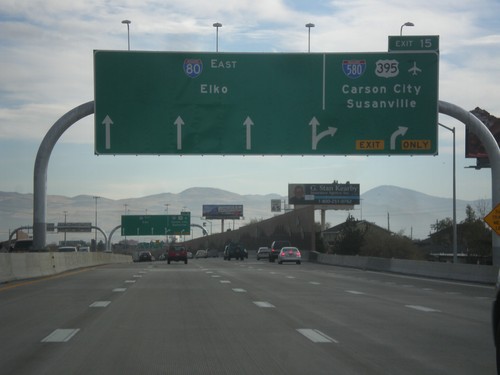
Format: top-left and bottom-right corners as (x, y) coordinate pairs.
(121, 214), (190, 236)
(94, 51), (438, 155)
(388, 35), (439, 52)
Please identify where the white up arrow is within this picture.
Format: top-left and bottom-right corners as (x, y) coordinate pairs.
(174, 116), (185, 150)
(102, 115), (113, 150)
(243, 116), (254, 150)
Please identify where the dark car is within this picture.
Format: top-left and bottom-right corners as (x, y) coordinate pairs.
(207, 249), (219, 258)
(269, 240), (291, 262)
(138, 251), (153, 262)
(10, 239), (34, 252)
(168, 245), (188, 264)
(223, 242), (245, 261)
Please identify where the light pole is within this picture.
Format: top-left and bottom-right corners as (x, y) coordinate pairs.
(63, 211), (67, 245)
(121, 20), (131, 50)
(93, 196), (100, 250)
(213, 22), (222, 52)
(400, 21), (414, 36)
(439, 123), (458, 263)
(305, 23), (315, 53)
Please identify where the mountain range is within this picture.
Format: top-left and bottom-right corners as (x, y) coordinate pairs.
(0, 185), (489, 243)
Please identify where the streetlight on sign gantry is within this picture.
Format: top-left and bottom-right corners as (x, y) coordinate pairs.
(93, 196), (100, 250)
(305, 23), (315, 53)
(439, 123), (458, 263)
(213, 22), (222, 52)
(400, 21), (414, 36)
(63, 211), (67, 245)
(121, 20), (131, 50)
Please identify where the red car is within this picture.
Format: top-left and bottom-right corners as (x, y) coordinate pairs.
(167, 245), (188, 264)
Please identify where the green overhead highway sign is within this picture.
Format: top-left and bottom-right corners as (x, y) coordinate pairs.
(388, 35), (439, 52)
(94, 50), (438, 155)
(121, 214), (190, 236)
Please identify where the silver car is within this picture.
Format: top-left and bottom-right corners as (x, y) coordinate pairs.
(278, 247), (301, 265)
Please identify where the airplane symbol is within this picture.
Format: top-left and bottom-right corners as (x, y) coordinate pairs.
(408, 61), (422, 76)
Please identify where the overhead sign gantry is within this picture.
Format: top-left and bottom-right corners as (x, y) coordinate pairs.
(94, 49), (438, 155)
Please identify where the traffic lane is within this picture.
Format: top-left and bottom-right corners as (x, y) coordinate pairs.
(0, 263), (155, 375)
(222, 259), (494, 323)
(2, 260), (495, 374)
(203, 259), (496, 374)
(10, 262), (344, 375)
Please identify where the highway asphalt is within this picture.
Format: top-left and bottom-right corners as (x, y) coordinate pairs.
(0, 257), (495, 374)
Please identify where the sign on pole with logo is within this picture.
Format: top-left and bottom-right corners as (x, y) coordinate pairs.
(202, 205), (243, 219)
(288, 183), (360, 206)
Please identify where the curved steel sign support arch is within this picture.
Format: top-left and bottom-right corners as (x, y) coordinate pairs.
(32, 100), (500, 264)
(33, 101), (94, 250)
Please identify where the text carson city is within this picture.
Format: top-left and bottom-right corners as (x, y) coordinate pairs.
(342, 83), (421, 109)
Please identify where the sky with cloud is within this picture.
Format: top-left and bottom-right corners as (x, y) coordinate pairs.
(0, 0), (499, 205)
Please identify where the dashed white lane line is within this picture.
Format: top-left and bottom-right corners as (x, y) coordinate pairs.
(125, 280), (136, 283)
(297, 329), (338, 344)
(405, 305), (441, 313)
(113, 288), (127, 292)
(220, 280), (231, 284)
(90, 301), (111, 308)
(232, 288), (246, 293)
(346, 290), (365, 295)
(309, 281), (321, 285)
(253, 301), (275, 308)
(41, 329), (80, 343)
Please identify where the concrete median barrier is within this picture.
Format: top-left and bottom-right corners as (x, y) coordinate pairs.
(0, 252), (132, 284)
(310, 252), (498, 284)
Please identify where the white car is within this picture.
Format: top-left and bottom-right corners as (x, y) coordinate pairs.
(278, 247), (301, 265)
(195, 249), (208, 258)
(256, 247), (270, 260)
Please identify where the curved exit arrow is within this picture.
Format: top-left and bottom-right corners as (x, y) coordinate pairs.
(390, 126), (408, 150)
(310, 117), (337, 150)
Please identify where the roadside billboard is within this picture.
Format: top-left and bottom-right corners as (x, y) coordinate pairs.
(288, 183), (360, 205)
(466, 107), (500, 164)
(202, 205), (243, 219)
(271, 199), (281, 212)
